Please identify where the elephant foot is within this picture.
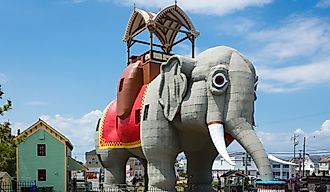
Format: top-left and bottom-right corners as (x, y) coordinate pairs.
(187, 184), (215, 192)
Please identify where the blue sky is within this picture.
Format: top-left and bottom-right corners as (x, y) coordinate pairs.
(1, 0), (330, 161)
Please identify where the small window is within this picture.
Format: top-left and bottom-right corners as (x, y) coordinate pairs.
(134, 170), (142, 176)
(135, 109), (141, 124)
(38, 169), (46, 181)
(134, 159), (141, 165)
(119, 78), (124, 92)
(37, 144), (46, 156)
(143, 105), (149, 121)
(272, 164), (280, 168)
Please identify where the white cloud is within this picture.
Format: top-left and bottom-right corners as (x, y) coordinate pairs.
(314, 120), (330, 136)
(217, 17), (256, 34)
(216, 16), (330, 93)
(257, 82), (299, 93)
(249, 16), (330, 63)
(112, 0), (272, 15)
(12, 110), (102, 162)
(257, 131), (292, 152)
(316, 0), (330, 8)
(256, 120), (330, 153)
(173, 43), (200, 58)
(257, 58), (330, 92)
(233, 15), (330, 93)
(294, 128), (305, 135)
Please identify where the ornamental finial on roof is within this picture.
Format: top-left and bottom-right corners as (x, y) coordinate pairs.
(133, 3), (136, 10)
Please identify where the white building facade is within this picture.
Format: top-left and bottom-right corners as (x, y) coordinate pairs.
(212, 152), (258, 179)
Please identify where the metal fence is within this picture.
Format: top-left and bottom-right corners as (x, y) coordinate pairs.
(68, 184), (186, 192)
(0, 181), (37, 192)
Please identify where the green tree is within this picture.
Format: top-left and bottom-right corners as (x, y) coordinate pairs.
(0, 84), (16, 176)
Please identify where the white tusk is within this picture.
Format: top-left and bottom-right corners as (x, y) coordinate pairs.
(208, 123), (236, 166)
(268, 154), (298, 166)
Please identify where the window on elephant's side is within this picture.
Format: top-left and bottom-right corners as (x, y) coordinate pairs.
(119, 78), (124, 92)
(143, 105), (149, 121)
(135, 109), (141, 124)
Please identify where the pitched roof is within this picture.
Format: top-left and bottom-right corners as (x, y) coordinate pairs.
(221, 170), (247, 178)
(0, 172), (11, 179)
(17, 119), (73, 150)
(319, 155), (330, 163)
(309, 155), (322, 163)
(85, 149), (96, 155)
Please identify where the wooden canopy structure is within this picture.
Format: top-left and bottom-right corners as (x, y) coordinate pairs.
(123, 4), (199, 62)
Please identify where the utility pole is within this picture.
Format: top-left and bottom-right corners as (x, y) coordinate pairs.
(291, 134), (299, 174)
(302, 137), (306, 177)
(245, 152), (248, 175)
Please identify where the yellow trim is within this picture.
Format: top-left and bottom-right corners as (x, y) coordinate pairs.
(17, 119), (73, 149)
(16, 146), (19, 188)
(98, 140), (142, 149)
(98, 84), (150, 149)
(64, 145), (67, 192)
(98, 100), (114, 149)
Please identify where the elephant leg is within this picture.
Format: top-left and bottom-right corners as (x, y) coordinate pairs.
(141, 120), (180, 192)
(185, 145), (218, 192)
(98, 149), (130, 187)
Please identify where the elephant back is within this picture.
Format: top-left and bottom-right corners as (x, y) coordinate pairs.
(117, 60), (144, 119)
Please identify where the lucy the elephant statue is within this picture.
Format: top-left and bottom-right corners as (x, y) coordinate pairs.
(96, 46), (273, 191)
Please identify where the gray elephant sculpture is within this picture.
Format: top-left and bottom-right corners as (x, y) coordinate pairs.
(96, 46), (273, 191)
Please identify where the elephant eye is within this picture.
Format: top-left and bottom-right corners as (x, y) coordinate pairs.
(212, 73), (227, 88)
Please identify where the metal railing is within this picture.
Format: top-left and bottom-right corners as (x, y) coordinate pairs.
(0, 181), (37, 192)
(69, 184), (186, 192)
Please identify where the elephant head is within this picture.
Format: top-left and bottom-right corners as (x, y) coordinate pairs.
(158, 46), (273, 181)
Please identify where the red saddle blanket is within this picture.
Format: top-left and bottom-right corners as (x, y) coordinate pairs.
(98, 84), (149, 149)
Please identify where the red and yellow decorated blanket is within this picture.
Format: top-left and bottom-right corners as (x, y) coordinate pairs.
(98, 84), (149, 149)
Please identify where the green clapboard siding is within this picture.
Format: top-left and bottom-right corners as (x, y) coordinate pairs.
(18, 129), (66, 192)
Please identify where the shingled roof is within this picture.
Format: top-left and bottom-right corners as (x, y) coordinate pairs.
(319, 155), (330, 163)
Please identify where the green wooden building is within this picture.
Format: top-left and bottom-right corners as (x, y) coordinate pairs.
(17, 119), (86, 191)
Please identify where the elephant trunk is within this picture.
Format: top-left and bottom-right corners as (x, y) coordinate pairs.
(226, 118), (273, 181)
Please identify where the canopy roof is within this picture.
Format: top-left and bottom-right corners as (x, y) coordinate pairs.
(221, 170), (248, 178)
(67, 156), (88, 171)
(123, 5), (199, 53)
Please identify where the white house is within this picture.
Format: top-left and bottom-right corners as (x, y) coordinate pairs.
(292, 154), (321, 176)
(270, 160), (293, 179)
(213, 152), (300, 180)
(319, 155), (330, 175)
(212, 152), (258, 179)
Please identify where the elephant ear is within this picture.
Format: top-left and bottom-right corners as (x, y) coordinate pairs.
(158, 56), (195, 121)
